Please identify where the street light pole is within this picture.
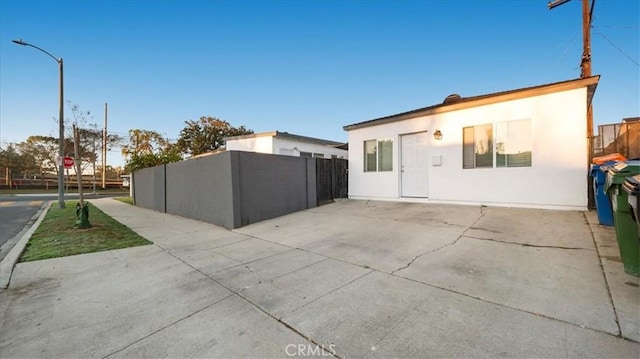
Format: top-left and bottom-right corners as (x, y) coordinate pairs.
(12, 38), (66, 209)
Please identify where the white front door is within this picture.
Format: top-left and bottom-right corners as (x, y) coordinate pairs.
(401, 132), (429, 197)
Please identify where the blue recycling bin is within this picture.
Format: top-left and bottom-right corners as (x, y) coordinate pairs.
(590, 162), (615, 226)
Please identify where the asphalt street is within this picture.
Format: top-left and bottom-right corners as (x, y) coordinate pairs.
(0, 199), (43, 247)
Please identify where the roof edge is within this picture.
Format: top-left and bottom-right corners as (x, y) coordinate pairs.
(225, 131), (278, 141)
(344, 76), (601, 131)
(225, 130), (345, 147)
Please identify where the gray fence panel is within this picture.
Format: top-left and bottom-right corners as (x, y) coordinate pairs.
(133, 151), (320, 229)
(133, 165), (166, 212)
(165, 152), (236, 229)
(306, 158), (317, 209)
(237, 152), (314, 227)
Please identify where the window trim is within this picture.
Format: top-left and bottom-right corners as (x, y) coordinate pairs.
(496, 118), (532, 168)
(462, 123), (494, 169)
(377, 139), (393, 172)
(463, 119), (532, 169)
(364, 139), (377, 172)
(363, 138), (393, 172)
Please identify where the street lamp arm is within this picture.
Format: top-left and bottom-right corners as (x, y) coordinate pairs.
(12, 39), (61, 63)
(548, 0), (571, 10)
(12, 37), (66, 209)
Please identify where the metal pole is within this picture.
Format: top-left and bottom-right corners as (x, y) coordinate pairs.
(58, 58), (65, 208)
(92, 136), (97, 194)
(12, 39), (66, 208)
(102, 102), (107, 189)
(8, 143), (12, 187)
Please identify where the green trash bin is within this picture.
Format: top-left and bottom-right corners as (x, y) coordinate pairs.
(604, 161), (640, 276)
(623, 175), (640, 238)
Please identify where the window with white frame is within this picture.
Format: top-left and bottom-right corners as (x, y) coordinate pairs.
(496, 119), (532, 167)
(364, 139), (393, 172)
(463, 124), (493, 168)
(463, 119), (532, 169)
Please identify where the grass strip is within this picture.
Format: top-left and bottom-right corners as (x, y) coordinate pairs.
(114, 197), (134, 205)
(19, 201), (151, 262)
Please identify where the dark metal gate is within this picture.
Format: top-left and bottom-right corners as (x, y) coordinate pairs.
(316, 158), (348, 205)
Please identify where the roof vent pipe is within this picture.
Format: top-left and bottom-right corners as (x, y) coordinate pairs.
(443, 94), (462, 104)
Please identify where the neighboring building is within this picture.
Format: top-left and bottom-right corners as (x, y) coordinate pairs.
(343, 76), (599, 210)
(225, 131), (348, 159)
(594, 117), (640, 160)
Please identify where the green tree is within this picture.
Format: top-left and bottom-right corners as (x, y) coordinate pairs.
(122, 129), (182, 172)
(176, 116), (253, 156)
(0, 143), (29, 183)
(77, 124), (123, 190)
(15, 136), (67, 181)
(121, 129), (170, 159)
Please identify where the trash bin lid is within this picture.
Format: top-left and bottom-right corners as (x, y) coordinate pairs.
(605, 161), (640, 193)
(597, 161), (620, 173)
(623, 175), (640, 196)
(609, 160), (640, 175)
(593, 153), (627, 165)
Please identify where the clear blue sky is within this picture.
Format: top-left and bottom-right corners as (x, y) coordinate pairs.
(1, 0), (638, 167)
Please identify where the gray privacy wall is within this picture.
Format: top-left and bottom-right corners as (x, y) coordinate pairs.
(133, 151), (316, 229)
(133, 165), (166, 212)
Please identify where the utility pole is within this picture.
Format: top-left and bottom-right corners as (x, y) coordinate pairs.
(92, 136), (97, 194)
(102, 102), (107, 189)
(7, 143), (12, 187)
(581, 0), (594, 148)
(548, 0), (595, 146)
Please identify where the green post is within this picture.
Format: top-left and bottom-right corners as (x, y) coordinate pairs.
(74, 202), (93, 229)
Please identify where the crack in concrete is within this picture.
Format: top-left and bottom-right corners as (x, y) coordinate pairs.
(391, 210), (486, 274)
(583, 212), (623, 338)
(102, 293), (235, 358)
(390, 236), (461, 274)
(464, 235), (594, 251)
(144, 243), (345, 359)
(238, 263), (262, 291)
(392, 272), (632, 342)
(286, 270), (373, 320)
(233, 253), (328, 292)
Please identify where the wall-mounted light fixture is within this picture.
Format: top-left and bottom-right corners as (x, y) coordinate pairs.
(433, 130), (443, 140)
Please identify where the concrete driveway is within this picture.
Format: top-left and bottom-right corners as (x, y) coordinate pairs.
(1, 199), (638, 358)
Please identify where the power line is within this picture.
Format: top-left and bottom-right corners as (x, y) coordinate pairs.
(596, 31), (640, 67)
(594, 25), (638, 30)
(556, 30), (580, 69)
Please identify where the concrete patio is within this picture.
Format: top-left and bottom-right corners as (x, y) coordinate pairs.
(1, 198), (638, 358)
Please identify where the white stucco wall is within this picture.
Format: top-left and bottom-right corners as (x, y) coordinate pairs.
(273, 138), (348, 158)
(347, 87), (589, 210)
(226, 135), (347, 158)
(225, 136), (274, 154)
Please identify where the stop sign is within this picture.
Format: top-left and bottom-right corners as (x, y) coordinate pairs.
(63, 156), (74, 169)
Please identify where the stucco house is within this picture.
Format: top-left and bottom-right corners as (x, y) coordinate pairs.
(225, 131), (348, 159)
(343, 76), (599, 210)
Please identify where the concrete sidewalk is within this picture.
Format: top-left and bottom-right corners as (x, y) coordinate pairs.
(1, 198), (638, 358)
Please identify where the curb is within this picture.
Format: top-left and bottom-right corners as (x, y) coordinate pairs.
(0, 201), (52, 289)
